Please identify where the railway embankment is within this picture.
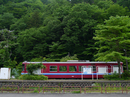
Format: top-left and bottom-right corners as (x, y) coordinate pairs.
(0, 80), (130, 88)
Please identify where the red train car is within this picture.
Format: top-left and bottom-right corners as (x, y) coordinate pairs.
(21, 61), (123, 79)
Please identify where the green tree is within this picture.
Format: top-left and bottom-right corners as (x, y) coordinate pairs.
(94, 16), (130, 78)
(117, 0), (130, 10)
(61, 3), (104, 60)
(0, 13), (17, 29)
(30, 56), (46, 62)
(4, 57), (17, 69)
(41, 0), (48, 4)
(60, 54), (78, 62)
(105, 4), (130, 19)
(94, 0), (114, 9)
(0, 49), (5, 67)
(0, 5), (7, 14)
(26, 10), (42, 28)
(0, 29), (16, 67)
(70, 0), (84, 4)
(10, 18), (27, 35)
(47, 42), (68, 61)
(27, 63), (46, 75)
(6, 2), (27, 19)
(17, 27), (49, 61)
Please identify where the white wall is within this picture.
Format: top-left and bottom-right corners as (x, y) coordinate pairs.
(0, 68), (11, 79)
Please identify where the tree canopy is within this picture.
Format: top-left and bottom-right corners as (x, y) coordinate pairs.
(94, 15), (130, 77)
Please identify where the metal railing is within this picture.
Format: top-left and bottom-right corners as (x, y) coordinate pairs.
(63, 86), (81, 93)
(43, 86), (60, 93)
(1, 85), (130, 94)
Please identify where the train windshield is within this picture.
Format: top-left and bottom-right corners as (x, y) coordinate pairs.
(22, 64), (25, 71)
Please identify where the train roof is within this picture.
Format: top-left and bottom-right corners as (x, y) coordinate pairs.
(22, 61), (123, 64)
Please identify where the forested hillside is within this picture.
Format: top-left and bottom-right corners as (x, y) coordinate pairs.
(0, 0), (130, 70)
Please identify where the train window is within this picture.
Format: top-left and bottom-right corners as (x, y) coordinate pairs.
(22, 64), (25, 71)
(59, 66), (67, 72)
(79, 66), (81, 72)
(79, 66), (86, 72)
(50, 66), (57, 72)
(69, 66), (77, 72)
(113, 65), (121, 73)
(93, 66), (96, 72)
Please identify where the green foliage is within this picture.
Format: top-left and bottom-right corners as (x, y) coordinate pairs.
(11, 62), (23, 78)
(121, 70), (130, 80)
(47, 42), (68, 61)
(26, 10), (42, 28)
(0, 49), (6, 67)
(61, 3), (104, 60)
(4, 57), (17, 69)
(105, 4), (129, 19)
(103, 71), (130, 80)
(71, 0), (84, 4)
(0, 13), (17, 29)
(33, 89), (39, 93)
(94, 0), (114, 9)
(94, 16), (130, 77)
(6, 2), (27, 19)
(11, 68), (21, 78)
(103, 72), (119, 80)
(69, 66), (76, 72)
(59, 66), (67, 71)
(18, 74), (48, 80)
(60, 54), (78, 62)
(0, 29), (17, 67)
(17, 27), (48, 60)
(26, 63), (46, 75)
(16, 62), (23, 74)
(30, 56), (46, 62)
(117, 0), (130, 10)
(71, 91), (80, 93)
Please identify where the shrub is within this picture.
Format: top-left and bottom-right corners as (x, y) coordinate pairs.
(18, 74), (48, 80)
(103, 72), (119, 80)
(11, 68), (21, 79)
(121, 70), (130, 80)
(103, 71), (130, 80)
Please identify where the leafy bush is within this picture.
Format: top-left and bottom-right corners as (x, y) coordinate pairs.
(103, 71), (130, 80)
(121, 70), (130, 80)
(18, 74), (48, 80)
(11, 68), (20, 79)
(27, 63), (46, 75)
(11, 62), (23, 79)
(103, 72), (119, 80)
(16, 62), (23, 74)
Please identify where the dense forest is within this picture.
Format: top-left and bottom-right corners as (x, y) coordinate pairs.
(0, 0), (130, 71)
